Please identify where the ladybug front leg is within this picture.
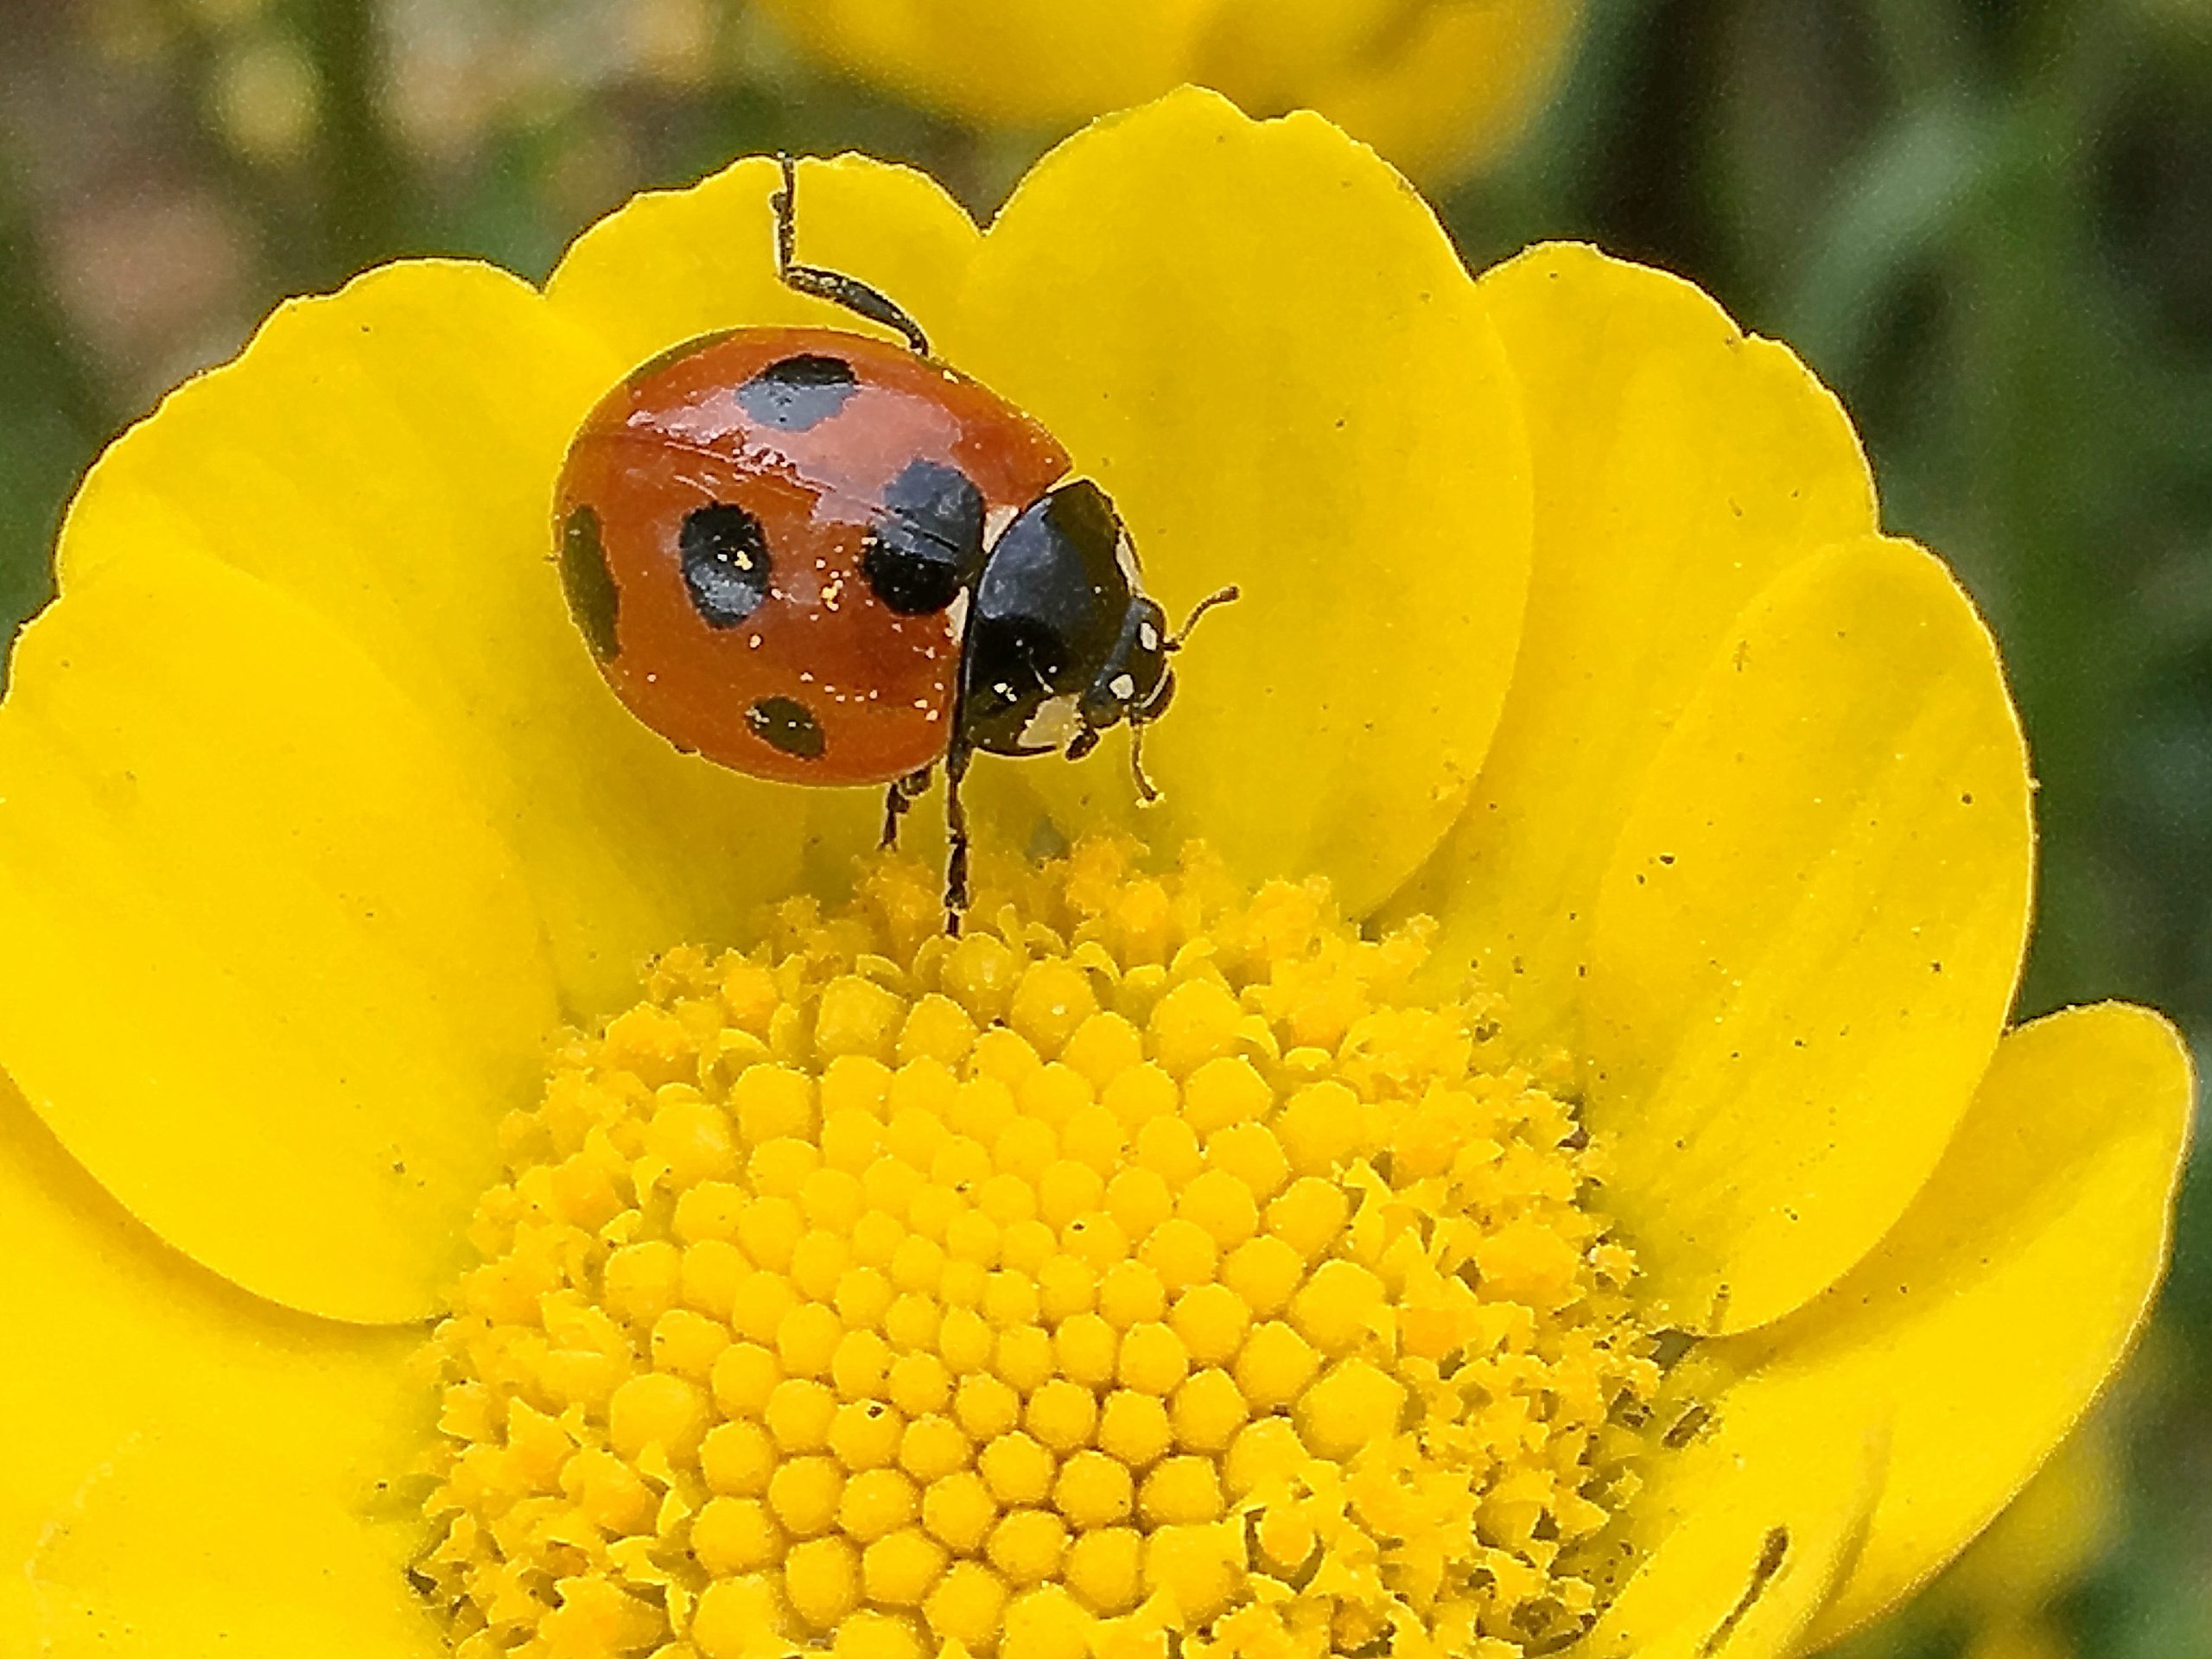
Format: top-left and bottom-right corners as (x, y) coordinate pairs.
(880, 766), (934, 850)
(772, 154), (932, 358)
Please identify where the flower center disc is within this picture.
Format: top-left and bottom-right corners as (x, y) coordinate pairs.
(421, 841), (1663, 1659)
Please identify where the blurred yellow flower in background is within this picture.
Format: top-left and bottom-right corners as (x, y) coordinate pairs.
(0, 88), (2190, 1659)
(756, 0), (1584, 178)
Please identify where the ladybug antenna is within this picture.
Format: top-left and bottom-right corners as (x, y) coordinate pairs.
(1129, 721), (1161, 806)
(1167, 584), (1241, 651)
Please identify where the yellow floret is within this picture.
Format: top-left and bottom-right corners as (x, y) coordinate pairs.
(988, 1508), (1071, 1584)
(921, 1470), (997, 1554)
(766, 1376), (837, 1452)
(837, 1466), (919, 1541)
(1233, 1320), (1321, 1411)
(608, 1371), (706, 1459)
(1168, 1282), (1251, 1365)
(1026, 1377), (1099, 1452)
(693, 1495), (781, 1574)
(1053, 1448), (1135, 1529)
(924, 1560), (1008, 1649)
(1096, 1390), (1173, 1467)
(1003, 1584), (1092, 1659)
(785, 1534), (861, 1630)
(862, 1527), (950, 1606)
(980, 1430), (1057, 1506)
(768, 1454), (845, 1537)
(1066, 1527), (1145, 1613)
(702, 1418), (777, 1496)
(1296, 1357), (1408, 1459)
(1169, 1369), (1249, 1453)
(896, 1413), (969, 1483)
(693, 1574), (785, 1659)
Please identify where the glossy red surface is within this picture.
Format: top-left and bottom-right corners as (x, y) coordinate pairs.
(556, 326), (1071, 784)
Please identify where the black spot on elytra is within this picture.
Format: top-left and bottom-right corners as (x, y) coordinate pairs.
(558, 504), (620, 660)
(678, 504), (772, 627)
(747, 696), (825, 760)
(736, 353), (859, 430)
(861, 457), (986, 614)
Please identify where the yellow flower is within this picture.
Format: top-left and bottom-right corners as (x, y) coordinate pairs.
(756, 0), (1582, 179)
(0, 89), (2190, 1659)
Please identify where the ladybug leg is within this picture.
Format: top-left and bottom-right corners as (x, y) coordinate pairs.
(1128, 720), (1162, 804)
(943, 743), (974, 935)
(772, 154), (932, 358)
(880, 765), (934, 850)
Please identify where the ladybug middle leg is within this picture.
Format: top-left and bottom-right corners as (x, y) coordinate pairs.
(772, 155), (932, 358)
(880, 765), (934, 850)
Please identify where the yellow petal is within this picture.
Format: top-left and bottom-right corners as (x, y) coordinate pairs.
(55, 258), (811, 1018)
(952, 89), (1532, 912)
(1406, 245), (1876, 1044)
(1583, 1362), (1887, 1659)
(756, 0), (1219, 129)
(1219, 0), (1586, 178)
(1767, 1003), (2190, 1644)
(0, 1084), (434, 1656)
(1580, 536), (2033, 1333)
(0, 543), (556, 1322)
(547, 151), (985, 378)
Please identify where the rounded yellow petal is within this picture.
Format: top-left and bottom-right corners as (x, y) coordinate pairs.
(547, 151), (984, 378)
(0, 543), (557, 1321)
(952, 89), (1531, 912)
(1224, 0), (1586, 179)
(1583, 1363), (1887, 1659)
(759, 0), (1219, 130)
(1405, 244), (1876, 1046)
(1581, 536), (2033, 1333)
(0, 1085), (433, 1656)
(1765, 1003), (2191, 1644)
(56, 258), (812, 1018)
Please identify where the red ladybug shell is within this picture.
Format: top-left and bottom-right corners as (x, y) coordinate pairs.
(556, 326), (1071, 784)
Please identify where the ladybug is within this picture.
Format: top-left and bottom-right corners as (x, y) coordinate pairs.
(556, 156), (1233, 930)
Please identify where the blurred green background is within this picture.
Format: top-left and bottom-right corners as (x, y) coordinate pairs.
(1, 2), (2205, 1653)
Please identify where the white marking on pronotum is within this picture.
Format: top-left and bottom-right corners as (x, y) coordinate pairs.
(1109, 672), (1136, 700)
(1113, 525), (1141, 585)
(1138, 620), (1160, 652)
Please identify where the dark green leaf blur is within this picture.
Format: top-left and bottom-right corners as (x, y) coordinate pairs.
(1, 3), (2204, 1652)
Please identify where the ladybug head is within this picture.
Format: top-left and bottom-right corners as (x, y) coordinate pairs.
(1075, 584), (1239, 800)
(1078, 596), (1174, 734)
